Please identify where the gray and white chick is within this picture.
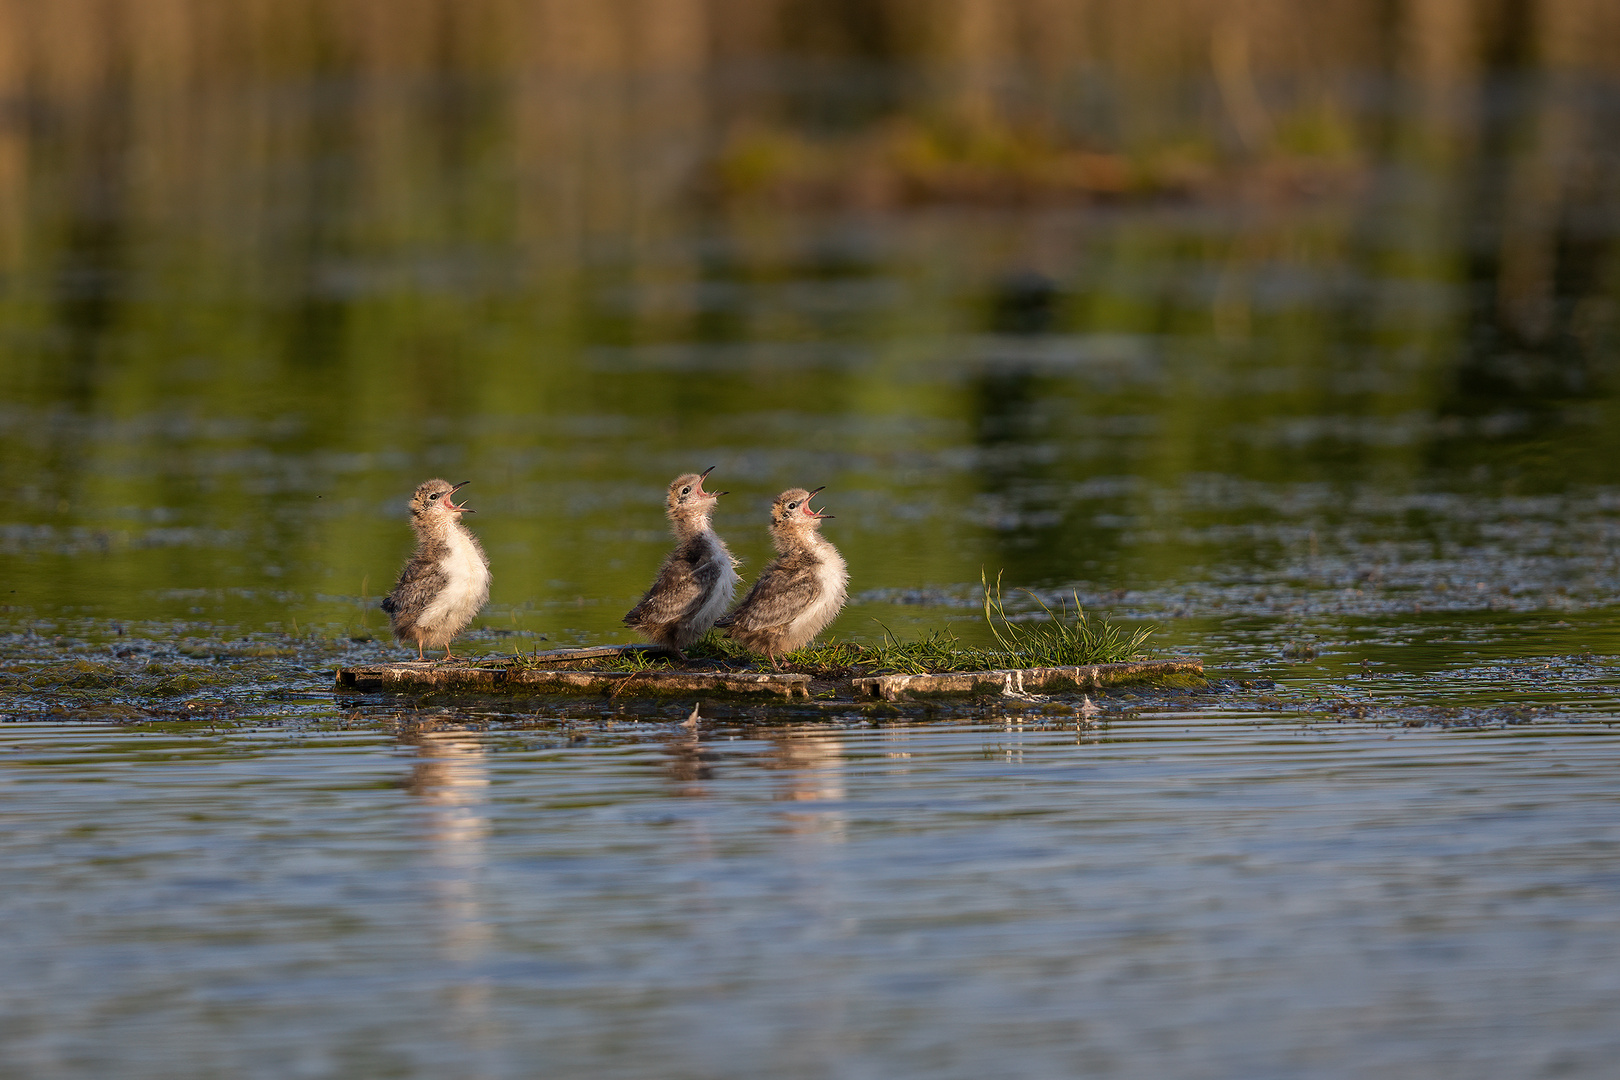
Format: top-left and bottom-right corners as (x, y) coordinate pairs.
(717, 487), (847, 667)
(381, 478), (491, 661)
(623, 466), (740, 659)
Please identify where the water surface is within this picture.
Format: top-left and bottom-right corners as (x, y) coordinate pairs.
(5, 33), (1620, 1076)
(4, 700), (1619, 1079)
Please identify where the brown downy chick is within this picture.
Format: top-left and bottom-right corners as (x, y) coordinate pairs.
(717, 486), (848, 668)
(381, 478), (491, 661)
(623, 466), (740, 659)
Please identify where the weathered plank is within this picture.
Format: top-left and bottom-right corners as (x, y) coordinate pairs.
(336, 662), (510, 693)
(336, 660), (810, 699)
(849, 658), (1204, 702)
(506, 668), (809, 698)
(335, 654), (1202, 702)
(525, 644), (678, 666)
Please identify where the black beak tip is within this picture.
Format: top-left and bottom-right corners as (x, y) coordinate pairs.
(701, 465), (717, 479)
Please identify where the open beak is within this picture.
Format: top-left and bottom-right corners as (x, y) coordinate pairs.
(446, 480), (474, 513)
(804, 486), (832, 519)
(697, 465), (727, 498)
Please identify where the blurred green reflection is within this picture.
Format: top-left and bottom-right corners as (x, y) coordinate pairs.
(1, 0), (1618, 649)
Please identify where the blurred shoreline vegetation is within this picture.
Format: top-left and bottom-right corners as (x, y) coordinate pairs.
(705, 112), (1365, 208)
(2, 0), (1616, 308)
(1, 0), (1614, 369)
(1, 0), (1617, 227)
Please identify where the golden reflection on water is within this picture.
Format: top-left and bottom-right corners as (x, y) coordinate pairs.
(401, 729), (497, 1074)
(660, 730), (716, 796)
(882, 724), (914, 768)
(996, 715), (1032, 764)
(766, 731), (846, 801)
(763, 731), (849, 840)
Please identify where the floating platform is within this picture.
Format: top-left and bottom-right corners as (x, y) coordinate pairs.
(335, 647), (1203, 702)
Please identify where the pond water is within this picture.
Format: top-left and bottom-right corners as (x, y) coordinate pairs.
(4, 701), (1620, 1078)
(5, 56), (1620, 1077)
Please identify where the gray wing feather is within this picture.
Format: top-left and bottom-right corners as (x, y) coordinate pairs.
(723, 558), (819, 632)
(384, 552), (449, 634)
(625, 547), (724, 627)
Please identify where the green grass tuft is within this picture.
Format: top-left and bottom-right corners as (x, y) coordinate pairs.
(596, 649), (675, 673)
(555, 571), (1153, 676)
(855, 572), (1155, 673)
(682, 633), (756, 665)
(976, 569), (1155, 667)
(865, 625), (971, 674)
(774, 640), (867, 677)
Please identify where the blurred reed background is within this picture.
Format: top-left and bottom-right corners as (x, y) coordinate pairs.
(1, 0), (1618, 641)
(6, 0), (1618, 326)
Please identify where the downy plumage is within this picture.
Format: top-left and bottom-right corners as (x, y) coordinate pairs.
(624, 466), (740, 658)
(717, 487), (847, 667)
(381, 478), (491, 661)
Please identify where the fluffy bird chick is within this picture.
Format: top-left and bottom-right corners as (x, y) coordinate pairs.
(381, 479), (491, 661)
(623, 466), (741, 659)
(717, 487), (848, 668)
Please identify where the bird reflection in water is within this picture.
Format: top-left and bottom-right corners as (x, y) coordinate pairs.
(660, 728), (720, 797)
(400, 726), (497, 1075)
(763, 732), (848, 839)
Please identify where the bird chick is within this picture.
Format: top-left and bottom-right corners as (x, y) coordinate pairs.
(717, 487), (848, 668)
(381, 478), (491, 661)
(623, 466), (740, 659)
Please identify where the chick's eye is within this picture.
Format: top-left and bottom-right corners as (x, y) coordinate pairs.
(430, 493), (441, 500)
(787, 502), (798, 510)
(680, 487), (690, 496)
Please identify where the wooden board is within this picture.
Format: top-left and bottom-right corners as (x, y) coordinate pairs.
(335, 650), (1203, 701)
(849, 658), (1204, 701)
(523, 644), (677, 666)
(336, 654), (810, 699)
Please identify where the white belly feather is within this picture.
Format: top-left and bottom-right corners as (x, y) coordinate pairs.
(784, 537), (847, 649)
(691, 532), (740, 634)
(416, 525), (491, 639)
